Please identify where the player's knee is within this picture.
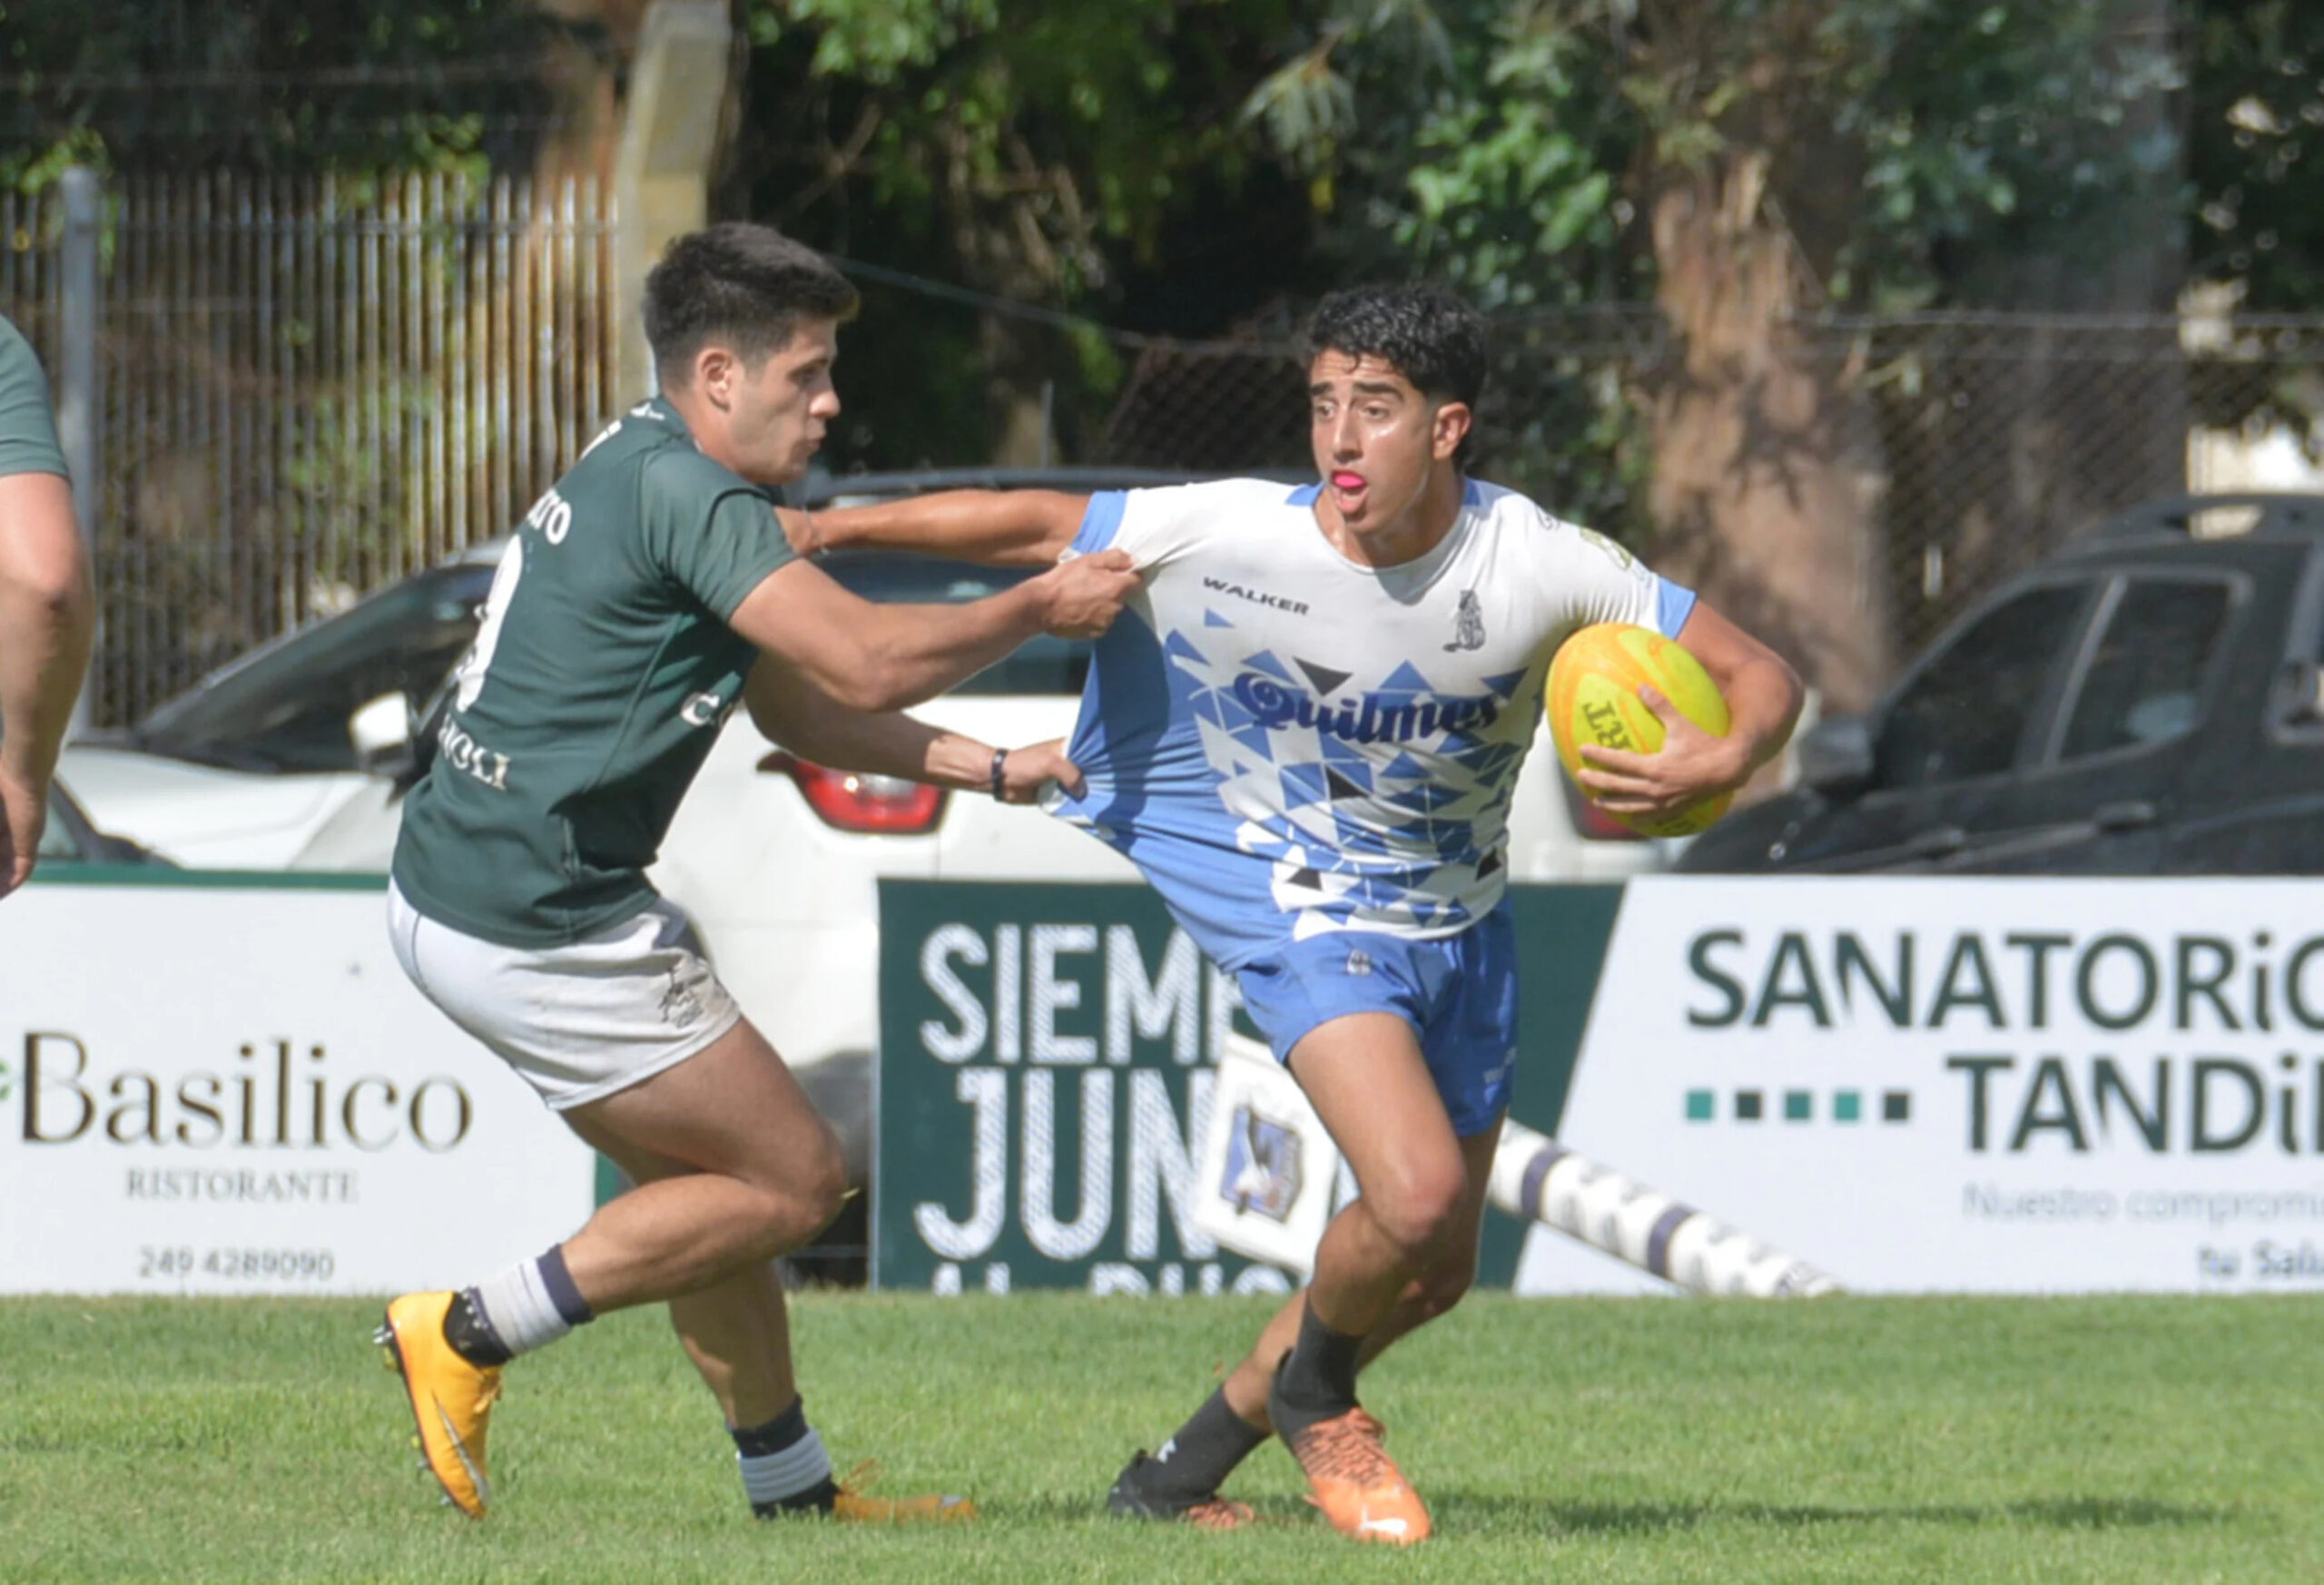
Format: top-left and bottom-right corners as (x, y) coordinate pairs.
(1367, 1161), (1468, 1255)
(735, 1129), (848, 1253)
(785, 1129), (851, 1237)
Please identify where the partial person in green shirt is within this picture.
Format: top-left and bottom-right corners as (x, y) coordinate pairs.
(377, 222), (1139, 1525)
(0, 312), (94, 900)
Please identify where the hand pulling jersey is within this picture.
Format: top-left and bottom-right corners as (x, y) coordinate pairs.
(1049, 477), (1695, 970)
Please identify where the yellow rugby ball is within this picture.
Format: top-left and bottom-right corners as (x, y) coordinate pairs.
(1546, 622), (1733, 838)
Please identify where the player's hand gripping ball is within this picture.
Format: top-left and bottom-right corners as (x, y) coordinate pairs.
(1547, 623), (1734, 838)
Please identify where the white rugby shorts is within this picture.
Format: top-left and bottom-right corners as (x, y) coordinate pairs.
(387, 881), (743, 1111)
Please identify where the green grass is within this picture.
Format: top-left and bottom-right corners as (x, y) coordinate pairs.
(2, 1290), (2318, 1582)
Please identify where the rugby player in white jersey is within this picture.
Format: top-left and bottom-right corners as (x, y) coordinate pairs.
(799, 283), (1803, 1542)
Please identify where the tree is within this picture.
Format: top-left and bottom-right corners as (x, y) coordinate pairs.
(729, 0), (1309, 469)
(1251, 1), (2210, 704)
(0, 0), (563, 182)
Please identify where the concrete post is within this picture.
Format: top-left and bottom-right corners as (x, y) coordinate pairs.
(611, 0), (734, 404)
(57, 166), (101, 737)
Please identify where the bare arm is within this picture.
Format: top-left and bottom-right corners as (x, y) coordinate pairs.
(1577, 600), (1804, 815)
(728, 547), (1137, 714)
(0, 469), (94, 897)
(783, 488), (1092, 567)
(743, 656), (1083, 802)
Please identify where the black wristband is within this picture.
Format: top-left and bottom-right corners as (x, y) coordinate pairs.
(990, 746), (1009, 799)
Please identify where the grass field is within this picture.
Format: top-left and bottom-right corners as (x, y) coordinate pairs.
(4, 1289), (2319, 1583)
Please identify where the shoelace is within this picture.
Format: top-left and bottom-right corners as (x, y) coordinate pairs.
(1288, 1409), (1402, 1485)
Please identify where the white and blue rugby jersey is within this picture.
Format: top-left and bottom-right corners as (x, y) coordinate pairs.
(1048, 477), (1696, 968)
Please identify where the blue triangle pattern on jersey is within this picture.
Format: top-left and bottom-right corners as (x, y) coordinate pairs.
(1400, 778), (1471, 813)
(1470, 743), (1525, 782)
(1380, 751), (1431, 783)
(1233, 721), (1279, 761)
(1213, 683), (1258, 733)
(1240, 649), (1296, 684)
(1277, 763), (1329, 809)
(1205, 608), (1236, 628)
(1378, 659), (1437, 694)
(1163, 629), (1209, 667)
(1319, 733), (1374, 773)
(1481, 667), (1529, 698)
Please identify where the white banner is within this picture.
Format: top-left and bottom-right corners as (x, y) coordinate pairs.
(0, 879), (595, 1295)
(1536, 875), (2324, 1295)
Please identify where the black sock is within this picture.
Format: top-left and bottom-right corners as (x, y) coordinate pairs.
(1132, 1387), (1268, 1502)
(441, 1288), (513, 1368)
(1271, 1300), (1364, 1423)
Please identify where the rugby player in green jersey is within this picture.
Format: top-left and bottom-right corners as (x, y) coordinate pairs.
(378, 223), (1138, 1522)
(0, 312), (93, 900)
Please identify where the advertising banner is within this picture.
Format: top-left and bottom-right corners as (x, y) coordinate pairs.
(0, 874), (595, 1295)
(873, 879), (1619, 1295)
(875, 879), (1295, 1295)
(1558, 875), (2324, 1294)
(880, 875), (2324, 1295)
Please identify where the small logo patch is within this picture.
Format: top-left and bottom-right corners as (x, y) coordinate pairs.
(1443, 590), (1485, 652)
(1345, 949), (1374, 977)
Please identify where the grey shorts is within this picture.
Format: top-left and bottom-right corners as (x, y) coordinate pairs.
(387, 881), (743, 1111)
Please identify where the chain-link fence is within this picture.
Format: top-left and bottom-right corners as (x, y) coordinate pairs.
(1087, 306), (2324, 682)
(7, 164), (2322, 722)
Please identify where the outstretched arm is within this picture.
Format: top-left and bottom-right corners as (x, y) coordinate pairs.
(1576, 600), (1804, 819)
(743, 655), (1083, 803)
(728, 547), (1137, 715)
(783, 488), (1091, 568)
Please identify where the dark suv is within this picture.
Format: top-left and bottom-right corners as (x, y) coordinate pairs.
(1677, 493), (2324, 875)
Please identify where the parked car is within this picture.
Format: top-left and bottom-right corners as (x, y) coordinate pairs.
(1677, 492), (2324, 875)
(36, 778), (172, 871)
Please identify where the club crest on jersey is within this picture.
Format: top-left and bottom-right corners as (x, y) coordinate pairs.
(1444, 590), (1485, 652)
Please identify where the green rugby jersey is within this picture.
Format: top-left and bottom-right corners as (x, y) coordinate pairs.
(392, 396), (796, 946)
(0, 315), (68, 479)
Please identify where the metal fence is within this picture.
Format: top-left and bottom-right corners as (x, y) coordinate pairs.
(6, 166), (2322, 723)
(5, 172), (619, 726)
(1088, 307), (2324, 671)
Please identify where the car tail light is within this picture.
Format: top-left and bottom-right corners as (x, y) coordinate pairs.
(1561, 778), (1648, 842)
(758, 750), (947, 834)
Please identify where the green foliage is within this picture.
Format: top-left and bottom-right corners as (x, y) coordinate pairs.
(0, 0), (559, 187)
(2187, 0), (2324, 310)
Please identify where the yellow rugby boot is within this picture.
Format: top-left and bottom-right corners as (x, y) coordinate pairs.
(378, 1291), (502, 1518)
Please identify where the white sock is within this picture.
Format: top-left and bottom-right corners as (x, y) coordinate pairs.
(739, 1427), (833, 1510)
(466, 1250), (585, 1359)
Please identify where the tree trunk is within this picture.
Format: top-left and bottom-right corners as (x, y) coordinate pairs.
(1641, 153), (1889, 713)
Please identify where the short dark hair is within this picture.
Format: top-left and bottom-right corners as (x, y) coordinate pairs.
(643, 222), (859, 387)
(1303, 283), (1488, 410)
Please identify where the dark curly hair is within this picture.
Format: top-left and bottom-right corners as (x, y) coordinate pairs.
(643, 222), (859, 388)
(1303, 283), (1488, 410)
